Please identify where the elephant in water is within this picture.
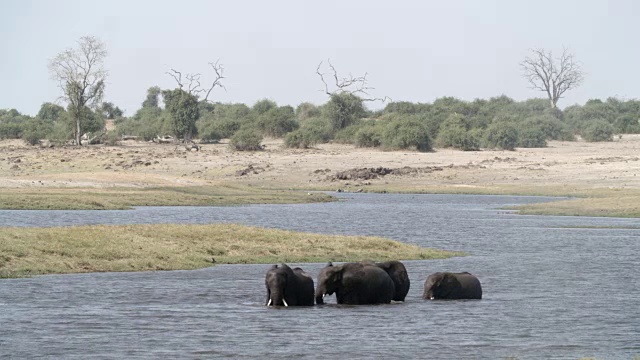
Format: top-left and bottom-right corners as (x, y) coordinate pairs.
(361, 260), (410, 302)
(423, 272), (482, 300)
(315, 262), (395, 305)
(265, 264), (315, 307)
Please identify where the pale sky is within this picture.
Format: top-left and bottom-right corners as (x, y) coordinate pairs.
(1, 0), (638, 116)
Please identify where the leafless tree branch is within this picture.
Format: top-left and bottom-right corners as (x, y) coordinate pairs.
(166, 69), (184, 89)
(166, 60), (225, 101)
(316, 59), (390, 102)
(204, 60), (226, 102)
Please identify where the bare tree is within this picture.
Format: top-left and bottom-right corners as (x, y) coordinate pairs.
(49, 36), (107, 146)
(316, 59), (389, 102)
(165, 60), (225, 101)
(521, 48), (584, 109)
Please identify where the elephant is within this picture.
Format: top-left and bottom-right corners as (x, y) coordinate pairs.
(315, 262), (395, 305)
(422, 272), (482, 300)
(265, 263), (315, 307)
(361, 260), (410, 302)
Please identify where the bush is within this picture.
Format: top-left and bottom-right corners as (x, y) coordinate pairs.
(23, 118), (53, 145)
(283, 117), (333, 148)
(582, 119), (614, 142)
(295, 102), (321, 122)
(252, 99), (277, 115)
(229, 127), (263, 151)
(485, 122), (518, 150)
(523, 115), (575, 141)
(517, 126), (547, 148)
(323, 93), (366, 132)
(256, 106), (299, 138)
(381, 118), (432, 152)
(436, 126), (481, 151)
(103, 131), (121, 146)
(0, 123), (23, 139)
(614, 114), (640, 134)
(354, 125), (383, 148)
(333, 123), (362, 145)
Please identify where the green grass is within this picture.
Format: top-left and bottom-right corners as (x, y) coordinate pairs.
(0, 184), (334, 210)
(0, 223), (464, 278)
(511, 195), (640, 218)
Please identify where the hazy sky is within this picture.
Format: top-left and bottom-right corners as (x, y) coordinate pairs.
(1, 0), (638, 116)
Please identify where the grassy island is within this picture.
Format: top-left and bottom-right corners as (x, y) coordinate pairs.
(0, 223), (463, 278)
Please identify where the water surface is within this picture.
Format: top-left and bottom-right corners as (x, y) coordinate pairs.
(0, 194), (638, 359)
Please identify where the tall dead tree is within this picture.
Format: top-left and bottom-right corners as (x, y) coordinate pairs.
(49, 36), (107, 146)
(521, 48), (584, 109)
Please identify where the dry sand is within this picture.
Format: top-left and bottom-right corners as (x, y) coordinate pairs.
(1, 135), (639, 193)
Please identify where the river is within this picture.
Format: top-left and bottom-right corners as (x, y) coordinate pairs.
(0, 193), (638, 359)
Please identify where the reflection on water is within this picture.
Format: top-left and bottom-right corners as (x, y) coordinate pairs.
(0, 194), (639, 359)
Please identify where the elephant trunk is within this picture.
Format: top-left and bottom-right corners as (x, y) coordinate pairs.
(315, 288), (326, 305)
(268, 290), (286, 307)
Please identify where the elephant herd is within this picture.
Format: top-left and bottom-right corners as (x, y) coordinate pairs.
(265, 261), (482, 307)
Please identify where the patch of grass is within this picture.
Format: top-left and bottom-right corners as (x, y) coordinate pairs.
(0, 223), (463, 278)
(0, 185), (334, 210)
(512, 195), (640, 218)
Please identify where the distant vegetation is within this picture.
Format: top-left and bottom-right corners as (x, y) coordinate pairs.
(3, 95), (639, 151)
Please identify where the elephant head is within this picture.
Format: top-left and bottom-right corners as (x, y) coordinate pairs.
(265, 264), (293, 307)
(315, 262), (341, 305)
(265, 263), (315, 307)
(423, 272), (450, 300)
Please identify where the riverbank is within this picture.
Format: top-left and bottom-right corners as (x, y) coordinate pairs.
(0, 223), (462, 278)
(1, 136), (640, 216)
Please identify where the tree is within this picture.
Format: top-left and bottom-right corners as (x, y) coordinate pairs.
(164, 61), (225, 141)
(316, 59), (388, 132)
(36, 103), (66, 122)
(521, 48), (584, 109)
(142, 86), (162, 109)
(100, 102), (123, 119)
(49, 36), (107, 145)
(162, 88), (199, 141)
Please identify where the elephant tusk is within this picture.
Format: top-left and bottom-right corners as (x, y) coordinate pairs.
(430, 296), (434, 300)
(267, 299), (272, 306)
(322, 294), (326, 299)
(283, 299), (289, 307)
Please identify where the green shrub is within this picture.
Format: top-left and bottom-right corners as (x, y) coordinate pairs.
(295, 102), (321, 122)
(323, 93), (366, 131)
(517, 126), (547, 148)
(523, 115), (575, 141)
(0, 123), (23, 139)
(252, 99), (277, 115)
(354, 125), (383, 148)
(614, 114), (640, 134)
(103, 131), (121, 146)
(436, 126), (481, 151)
(485, 122), (518, 150)
(256, 106), (299, 138)
(582, 119), (614, 142)
(333, 123), (362, 145)
(229, 127), (263, 151)
(283, 117), (333, 149)
(23, 118), (53, 145)
(381, 118), (432, 152)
